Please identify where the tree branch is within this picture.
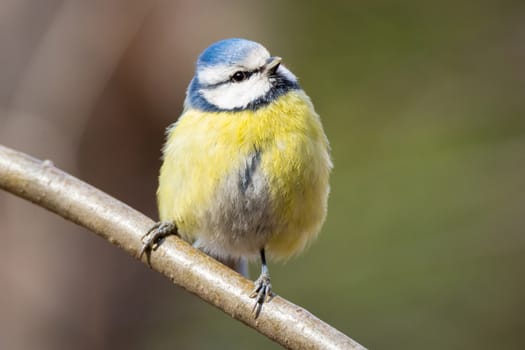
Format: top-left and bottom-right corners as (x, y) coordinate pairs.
(0, 144), (366, 350)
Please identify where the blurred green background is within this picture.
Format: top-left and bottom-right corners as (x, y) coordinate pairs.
(1, 0), (524, 349)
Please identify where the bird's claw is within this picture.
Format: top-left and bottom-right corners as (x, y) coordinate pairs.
(138, 221), (176, 259)
(250, 273), (273, 317)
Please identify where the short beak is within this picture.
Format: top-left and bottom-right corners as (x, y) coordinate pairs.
(264, 56), (282, 75)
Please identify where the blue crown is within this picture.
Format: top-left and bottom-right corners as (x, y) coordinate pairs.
(197, 38), (264, 68)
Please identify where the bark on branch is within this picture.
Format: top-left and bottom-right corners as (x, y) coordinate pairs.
(0, 144), (366, 350)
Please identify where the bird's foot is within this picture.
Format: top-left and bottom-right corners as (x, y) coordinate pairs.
(250, 272), (273, 317)
(138, 221), (177, 259)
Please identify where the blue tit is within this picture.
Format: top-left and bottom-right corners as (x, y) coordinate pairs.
(140, 38), (332, 312)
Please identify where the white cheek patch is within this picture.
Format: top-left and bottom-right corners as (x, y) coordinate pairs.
(201, 76), (271, 110)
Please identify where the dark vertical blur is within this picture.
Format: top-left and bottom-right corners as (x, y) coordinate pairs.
(1, 0), (524, 349)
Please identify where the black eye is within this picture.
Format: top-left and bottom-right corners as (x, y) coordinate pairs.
(231, 71), (247, 82)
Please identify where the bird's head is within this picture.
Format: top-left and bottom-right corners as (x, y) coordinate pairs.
(186, 38), (300, 112)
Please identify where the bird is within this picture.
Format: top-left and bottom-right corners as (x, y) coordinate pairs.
(140, 38), (332, 314)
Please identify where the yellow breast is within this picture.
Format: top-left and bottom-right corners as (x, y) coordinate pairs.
(157, 90), (331, 260)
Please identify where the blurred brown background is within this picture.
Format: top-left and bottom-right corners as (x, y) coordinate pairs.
(1, 0), (525, 349)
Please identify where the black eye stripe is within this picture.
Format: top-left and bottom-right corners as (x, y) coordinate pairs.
(230, 70), (255, 83)
(202, 67), (263, 88)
